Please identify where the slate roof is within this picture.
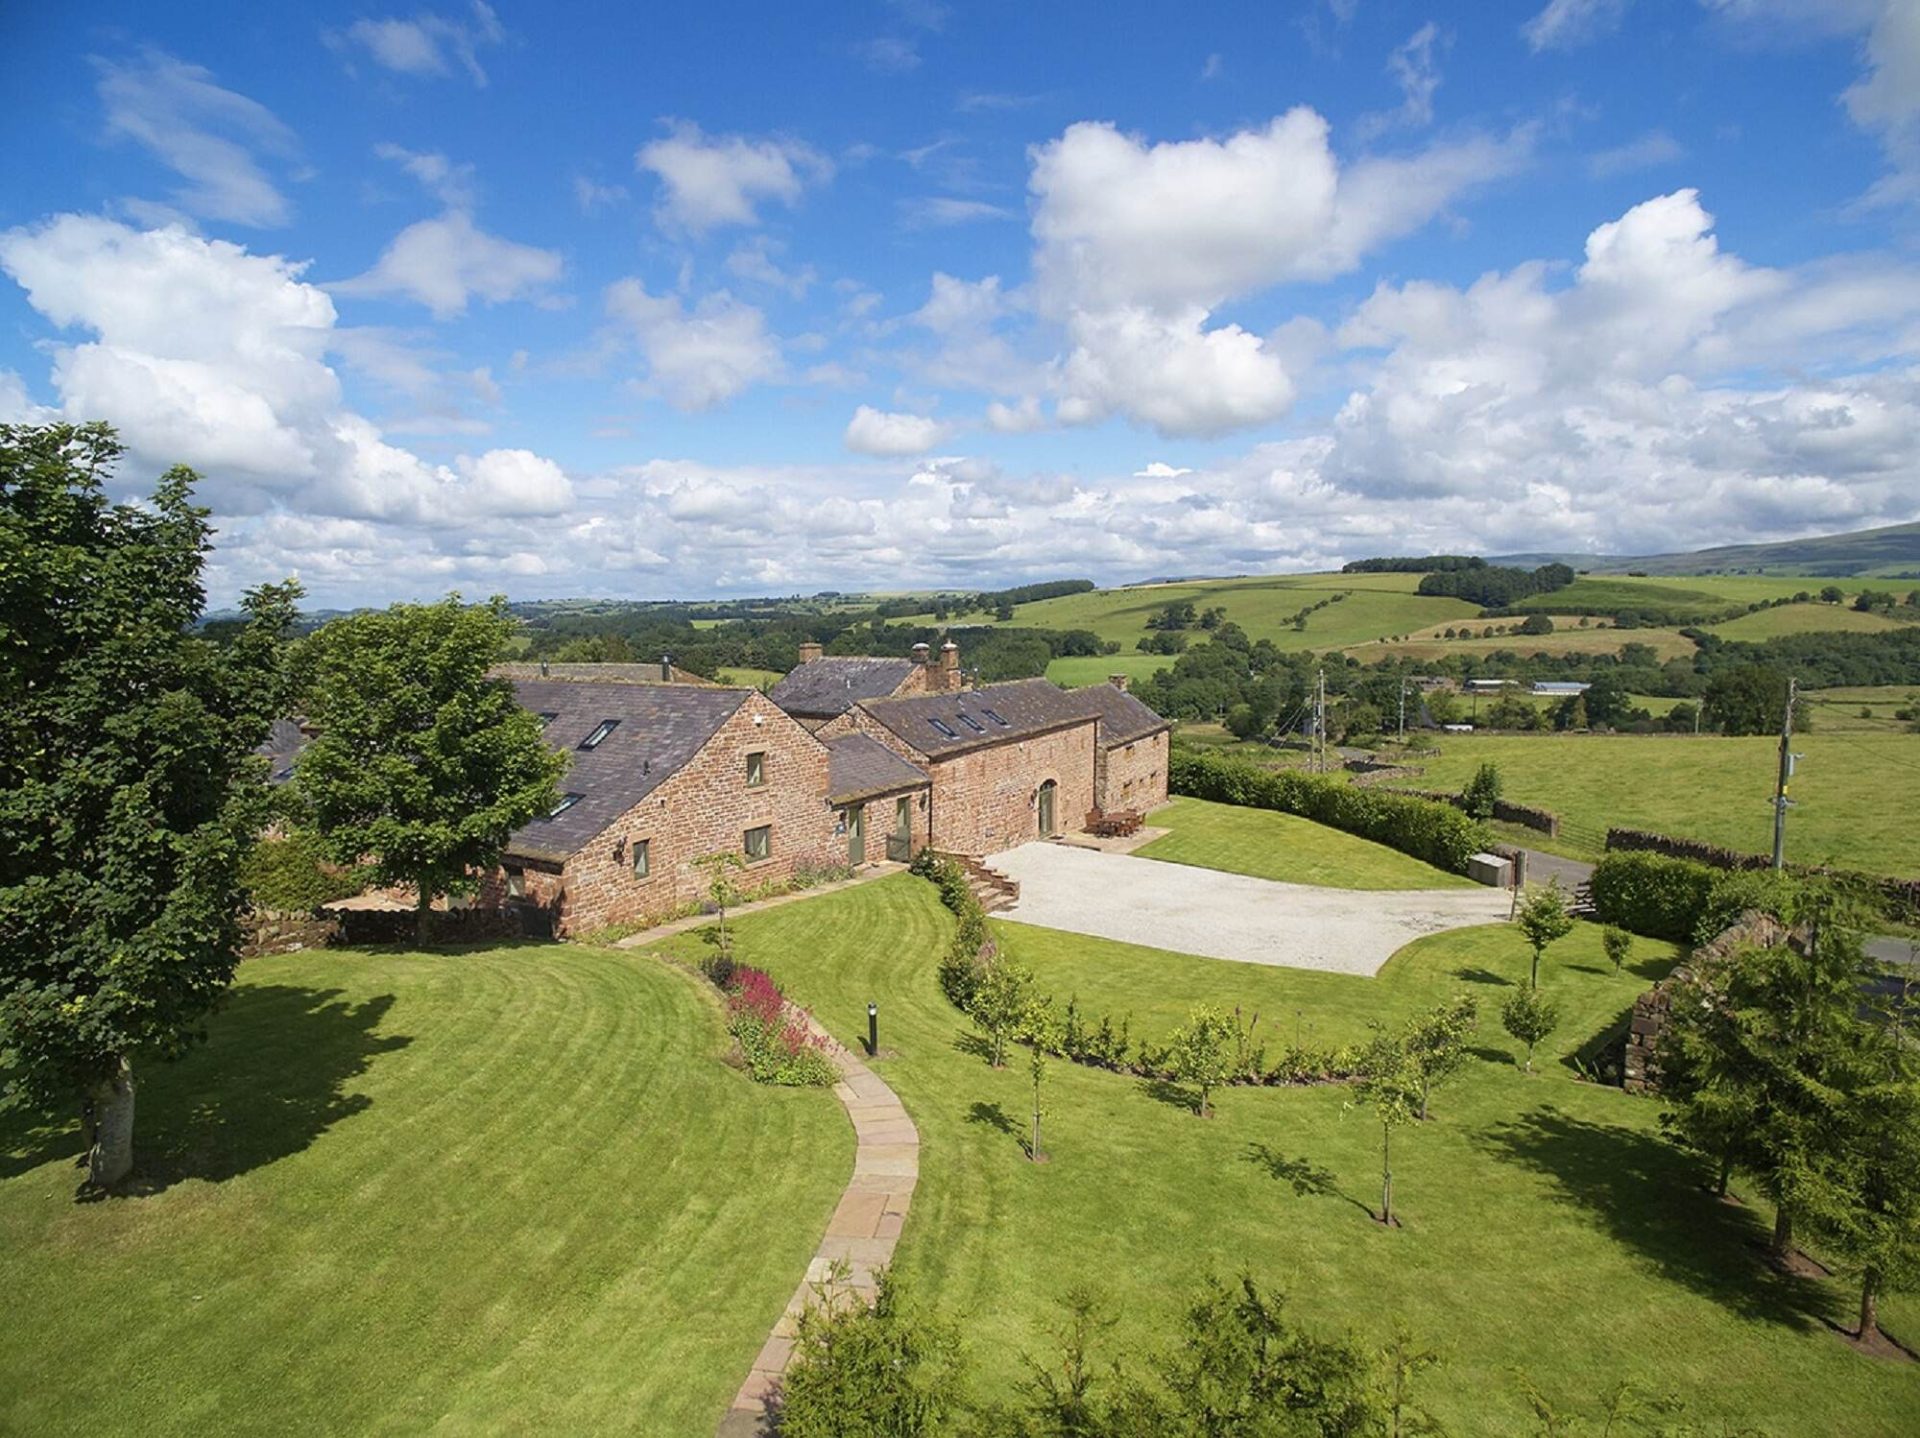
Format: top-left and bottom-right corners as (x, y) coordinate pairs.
(506, 679), (750, 863)
(490, 661), (715, 686)
(768, 656), (921, 719)
(1061, 684), (1173, 748)
(260, 718), (310, 784)
(860, 678), (1093, 759)
(826, 734), (930, 803)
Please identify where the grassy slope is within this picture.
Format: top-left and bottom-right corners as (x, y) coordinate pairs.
(915, 572), (1482, 652)
(1351, 625), (1698, 663)
(1707, 603), (1920, 641)
(1135, 796), (1477, 890)
(1410, 733), (1920, 874)
(0, 945), (847, 1436)
(717, 665), (784, 687)
(650, 878), (1920, 1435)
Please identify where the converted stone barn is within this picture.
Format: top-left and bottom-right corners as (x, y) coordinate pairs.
(274, 640), (1169, 939)
(813, 675), (1170, 857)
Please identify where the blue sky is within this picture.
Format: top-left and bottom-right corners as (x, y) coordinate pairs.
(2, 0), (1917, 605)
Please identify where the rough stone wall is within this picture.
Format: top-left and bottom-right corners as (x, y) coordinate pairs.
(523, 691), (837, 937)
(1096, 729), (1170, 815)
(1622, 910), (1792, 1094)
(927, 722), (1097, 855)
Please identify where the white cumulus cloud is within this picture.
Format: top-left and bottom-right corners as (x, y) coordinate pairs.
(637, 122), (832, 234)
(335, 211), (562, 318)
(844, 405), (953, 455)
(605, 279), (783, 409)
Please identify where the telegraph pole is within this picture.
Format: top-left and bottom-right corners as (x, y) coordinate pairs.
(1771, 676), (1798, 871)
(1398, 678), (1409, 743)
(1313, 669), (1327, 773)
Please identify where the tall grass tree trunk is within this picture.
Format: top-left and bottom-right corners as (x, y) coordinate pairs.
(415, 886), (433, 947)
(1381, 1123), (1393, 1225)
(1770, 1205), (1793, 1261)
(1716, 1149), (1733, 1198)
(87, 1057), (135, 1187)
(1859, 1268), (1881, 1342)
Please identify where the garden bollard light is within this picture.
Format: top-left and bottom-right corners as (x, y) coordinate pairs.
(868, 1002), (879, 1056)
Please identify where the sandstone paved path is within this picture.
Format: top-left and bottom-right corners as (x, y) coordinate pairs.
(993, 841), (1512, 976)
(715, 1015), (918, 1436)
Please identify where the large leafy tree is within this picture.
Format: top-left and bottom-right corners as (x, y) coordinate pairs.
(295, 597), (565, 942)
(0, 423), (298, 1186)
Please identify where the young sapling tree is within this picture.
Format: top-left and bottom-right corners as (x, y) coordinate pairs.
(1515, 882), (1575, 988)
(1167, 1005), (1238, 1119)
(1501, 986), (1561, 1073)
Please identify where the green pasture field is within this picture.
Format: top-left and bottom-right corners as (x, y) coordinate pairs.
(1411, 732), (1920, 874)
(1707, 602), (1920, 641)
(1044, 652), (1174, 688)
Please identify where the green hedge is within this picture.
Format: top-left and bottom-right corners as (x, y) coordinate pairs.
(1587, 851), (1719, 944)
(1168, 747), (1489, 875)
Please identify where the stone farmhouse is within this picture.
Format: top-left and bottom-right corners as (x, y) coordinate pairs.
(490, 643), (1170, 938)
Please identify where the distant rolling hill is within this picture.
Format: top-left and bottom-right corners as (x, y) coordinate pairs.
(1493, 519), (1920, 578)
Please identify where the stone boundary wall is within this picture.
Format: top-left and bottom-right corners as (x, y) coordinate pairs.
(1622, 911), (1791, 1094)
(240, 905), (529, 957)
(1379, 787), (1562, 837)
(1605, 827), (1920, 920)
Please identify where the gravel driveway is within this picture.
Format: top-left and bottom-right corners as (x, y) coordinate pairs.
(992, 842), (1513, 977)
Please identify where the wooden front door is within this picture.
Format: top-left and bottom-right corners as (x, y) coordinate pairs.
(1037, 780), (1056, 837)
(845, 803), (866, 864)
(886, 796), (913, 862)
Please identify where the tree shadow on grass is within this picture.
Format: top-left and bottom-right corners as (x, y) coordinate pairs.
(1475, 1105), (1842, 1333)
(0, 985), (411, 1199)
(1469, 1044), (1516, 1067)
(1452, 967), (1511, 986)
(951, 1030), (995, 1063)
(1242, 1142), (1373, 1216)
(1138, 1078), (1200, 1114)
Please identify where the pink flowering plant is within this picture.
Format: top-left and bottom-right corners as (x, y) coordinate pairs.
(722, 964), (840, 1087)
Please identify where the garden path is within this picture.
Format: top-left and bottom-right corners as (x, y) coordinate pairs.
(715, 1015), (917, 1436)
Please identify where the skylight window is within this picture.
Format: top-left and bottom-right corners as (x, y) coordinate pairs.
(536, 711), (559, 726)
(547, 793), (584, 818)
(579, 719), (619, 750)
(928, 718), (960, 739)
(981, 707), (1010, 727)
(956, 713), (986, 733)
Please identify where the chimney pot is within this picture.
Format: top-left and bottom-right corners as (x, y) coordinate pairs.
(660, 654), (673, 681)
(1109, 673), (1130, 693)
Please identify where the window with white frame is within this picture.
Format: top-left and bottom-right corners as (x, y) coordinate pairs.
(631, 838), (650, 879)
(744, 825), (772, 861)
(746, 750), (766, 787)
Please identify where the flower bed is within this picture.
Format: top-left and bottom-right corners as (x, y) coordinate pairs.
(717, 962), (840, 1087)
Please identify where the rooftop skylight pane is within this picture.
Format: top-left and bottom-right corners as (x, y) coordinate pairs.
(547, 792), (583, 818)
(957, 713), (985, 733)
(929, 718), (959, 739)
(981, 707), (1010, 726)
(580, 719), (619, 750)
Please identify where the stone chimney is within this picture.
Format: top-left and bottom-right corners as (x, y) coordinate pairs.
(797, 641), (823, 664)
(1108, 673), (1130, 693)
(911, 641), (931, 668)
(939, 638), (960, 692)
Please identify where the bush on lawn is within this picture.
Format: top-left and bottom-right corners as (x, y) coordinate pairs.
(720, 964), (839, 1086)
(911, 851), (996, 1008)
(1587, 851), (1719, 943)
(1169, 747), (1489, 874)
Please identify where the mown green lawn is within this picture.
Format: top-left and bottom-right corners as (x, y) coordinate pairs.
(1136, 795), (1477, 890)
(649, 877), (1919, 1435)
(1045, 652), (1173, 689)
(1412, 732), (1920, 875)
(0, 945), (847, 1436)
